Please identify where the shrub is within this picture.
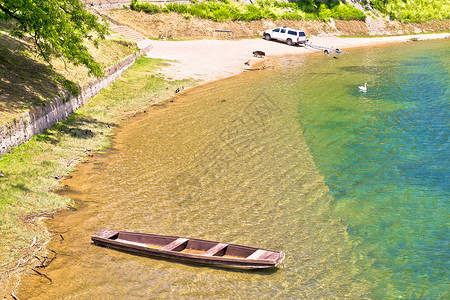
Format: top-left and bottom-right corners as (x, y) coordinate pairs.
(211, 6), (232, 21)
(243, 4), (263, 21)
(331, 3), (366, 21)
(130, 0), (365, 22)
(131, 1), (162, 14)
(371, 0), (449, 23)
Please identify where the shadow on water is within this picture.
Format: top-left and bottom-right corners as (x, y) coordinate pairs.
(91, 243), (280, 275)
(305, 72), (338, 76)
(339, 65), (381, 74)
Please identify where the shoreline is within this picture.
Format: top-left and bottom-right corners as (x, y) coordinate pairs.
(139, 33), (449, 86)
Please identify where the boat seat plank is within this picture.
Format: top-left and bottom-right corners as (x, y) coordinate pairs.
(246, 249), (267, 260)
(203, 243), (228, 256)
(162, 238), (189, 251)
(255, 251), (279, 260)
(115, 239), (145, 247)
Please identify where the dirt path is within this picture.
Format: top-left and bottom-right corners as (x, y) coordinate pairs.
(138, 33), (449, 85)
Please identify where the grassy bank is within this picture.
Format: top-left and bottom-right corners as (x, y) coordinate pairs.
(0, 56), (195, 294)
(0, 26), (138, 125)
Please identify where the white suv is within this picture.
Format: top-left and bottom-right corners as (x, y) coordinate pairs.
(263, 27), (307, 46)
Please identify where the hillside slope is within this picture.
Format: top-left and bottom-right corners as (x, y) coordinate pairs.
(0, 25), (138, 125)
(105, 8), (449, 40)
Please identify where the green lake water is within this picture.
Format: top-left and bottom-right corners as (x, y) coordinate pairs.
(295, 39), (449, 298)
(18, 39), (448, 299)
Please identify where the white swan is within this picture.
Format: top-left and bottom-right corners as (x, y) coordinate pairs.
(359, 83), (367, 92)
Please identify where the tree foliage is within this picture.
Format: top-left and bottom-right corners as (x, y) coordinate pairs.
(0, 0), (108, 76)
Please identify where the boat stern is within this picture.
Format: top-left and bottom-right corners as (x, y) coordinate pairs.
(275, 251), (285, 267)
(91, 230), (119, 241)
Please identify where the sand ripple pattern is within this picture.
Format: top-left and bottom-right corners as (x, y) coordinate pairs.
(18, 60), (369, 298)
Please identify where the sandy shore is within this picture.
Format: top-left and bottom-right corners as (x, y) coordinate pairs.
(138, 33), (448, 84)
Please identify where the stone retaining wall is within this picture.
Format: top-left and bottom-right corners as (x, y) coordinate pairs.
(0, 46), (152, 157)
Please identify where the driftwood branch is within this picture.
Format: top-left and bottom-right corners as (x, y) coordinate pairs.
(10, 276), (21, 300)
(25, 212), (54, 222)
(34, 249), (57, 269)
(24, 211), (55, 227)
(30, 236), (37, 248)
(1, 257), (29, 275)
(3, 234), (58, 297)
(66, 204), (77, 211)
(31, 267), (52, 284)
(67, 158), (76, 167)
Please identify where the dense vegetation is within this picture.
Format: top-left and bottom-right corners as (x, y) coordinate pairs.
(130, 0), (366, 22)
(370, 0), (450, 23)
(0, 0), (108, 76)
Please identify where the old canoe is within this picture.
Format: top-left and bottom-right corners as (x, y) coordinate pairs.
(91, 230), (285, 269)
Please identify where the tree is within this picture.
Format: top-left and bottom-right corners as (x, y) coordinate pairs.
(0, 0), (108, 76)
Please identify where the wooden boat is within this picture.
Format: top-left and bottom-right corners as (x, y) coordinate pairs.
(91, 230), (285, 269)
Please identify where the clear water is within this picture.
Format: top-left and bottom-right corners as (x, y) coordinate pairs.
(18, 39), (449, 299)
(293, 39), (449, 298)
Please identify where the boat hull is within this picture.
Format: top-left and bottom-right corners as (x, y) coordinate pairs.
(91, 230), (285, 269)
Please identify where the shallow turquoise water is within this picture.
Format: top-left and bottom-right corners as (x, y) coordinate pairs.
(291, 39), (449, 298)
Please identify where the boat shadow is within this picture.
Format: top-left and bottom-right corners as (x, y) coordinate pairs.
(93, 243), (281, 275)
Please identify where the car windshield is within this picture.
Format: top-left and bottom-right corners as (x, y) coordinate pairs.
(273, 28), (280, 32)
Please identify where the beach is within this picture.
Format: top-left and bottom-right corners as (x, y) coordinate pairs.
(139, 33), (449, 84)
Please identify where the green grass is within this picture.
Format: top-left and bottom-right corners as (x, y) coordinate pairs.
(340, 31), (450, 38)
(130, 0), (366, 22)
(0, 56), (196, 272)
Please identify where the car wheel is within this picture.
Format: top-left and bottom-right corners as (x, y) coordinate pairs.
(264, 34), (271, 40)
(286, 39), (293, 46)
